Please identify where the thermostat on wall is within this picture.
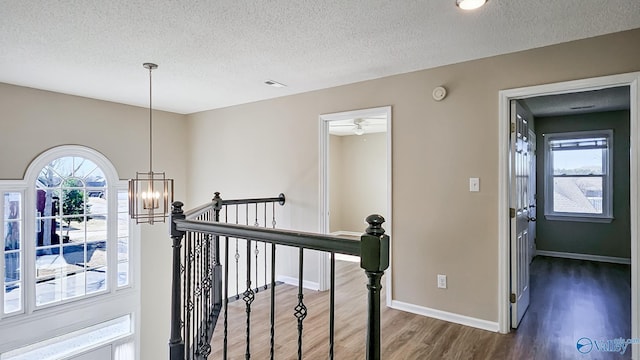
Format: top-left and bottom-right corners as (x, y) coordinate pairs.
(432, 86), (447, 101)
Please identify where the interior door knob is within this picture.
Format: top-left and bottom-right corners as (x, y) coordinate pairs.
(528, 216), (536, 222)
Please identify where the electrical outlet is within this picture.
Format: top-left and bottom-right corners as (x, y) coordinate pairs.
(469, 178), (480, 192)
(437, 274), (447, 289)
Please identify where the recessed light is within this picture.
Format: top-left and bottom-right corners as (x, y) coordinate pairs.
(456, 0), (487, 10)
(265, 80), (286, 88)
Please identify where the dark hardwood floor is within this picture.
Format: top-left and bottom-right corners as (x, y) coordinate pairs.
(209, 256), (631, 359)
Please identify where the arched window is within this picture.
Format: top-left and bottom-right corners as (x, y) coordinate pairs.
(1, 146), (138, 359)
(34, 156), (130, 305)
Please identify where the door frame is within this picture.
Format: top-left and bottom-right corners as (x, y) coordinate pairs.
(318, 106), (392, 306)
(498, 72), (640, 346)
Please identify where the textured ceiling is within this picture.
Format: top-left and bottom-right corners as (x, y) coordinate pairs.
(521, 86), (631, 117)
(1, 1), (639, 114)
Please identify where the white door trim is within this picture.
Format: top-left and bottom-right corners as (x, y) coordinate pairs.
(318, 106), (392, 306)
(498, 72), (640, 353)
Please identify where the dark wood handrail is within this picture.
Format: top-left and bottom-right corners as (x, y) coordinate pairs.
(183, 192), (285, 219)
(174, 219), (361, 256)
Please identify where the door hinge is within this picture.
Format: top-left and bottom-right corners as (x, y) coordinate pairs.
(510, 122), (516, 133)
(510, 208), (516, 218)
(510, 293), (516, 303)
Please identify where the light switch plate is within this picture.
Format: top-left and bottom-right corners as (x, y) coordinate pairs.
(437, 274), (447, 289)
(469, 177), (480, 192)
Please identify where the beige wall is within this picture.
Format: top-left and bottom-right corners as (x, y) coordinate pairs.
(0, 83), (188, 360)
(187, 28), (640, 323)
(330, 133), (387, 233)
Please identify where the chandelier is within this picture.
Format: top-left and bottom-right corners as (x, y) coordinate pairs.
(128, 63), (174, 224)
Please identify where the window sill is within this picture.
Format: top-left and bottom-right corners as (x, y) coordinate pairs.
(545, 214), (614, 223)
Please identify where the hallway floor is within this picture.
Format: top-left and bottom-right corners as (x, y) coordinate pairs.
(210, 256), (632, 359)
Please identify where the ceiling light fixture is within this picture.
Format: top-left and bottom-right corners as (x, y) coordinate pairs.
(128, 63), (174, 225)
(456, 0), (487, 10)
(265, 80), (287, 88)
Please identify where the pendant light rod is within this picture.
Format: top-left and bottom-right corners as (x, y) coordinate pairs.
(143, 62), (157, 173)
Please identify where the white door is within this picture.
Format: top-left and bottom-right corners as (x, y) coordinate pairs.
(510, 100), (533, 328)
(528, 130), (537, 264)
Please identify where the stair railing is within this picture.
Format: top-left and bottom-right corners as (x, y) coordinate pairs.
(168, 192), (389, 360)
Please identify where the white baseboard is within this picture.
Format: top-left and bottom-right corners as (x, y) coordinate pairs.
(390, 300), (499, 332)
(536, 250), (631, 265)
(276, 276), (320, 291)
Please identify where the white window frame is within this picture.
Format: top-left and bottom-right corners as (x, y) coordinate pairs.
(1, 189), (25, 316)
(544, 129), (614, 223)
(0, 146), (140, 359)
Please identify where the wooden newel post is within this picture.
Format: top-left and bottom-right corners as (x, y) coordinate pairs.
(212, 192), (223, 308)
(169, 201), (186, 360)
(360, 214), (390, 360)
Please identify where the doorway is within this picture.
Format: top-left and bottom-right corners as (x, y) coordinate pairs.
(498, 72), (639, 355)
(318, 106), (392, 304)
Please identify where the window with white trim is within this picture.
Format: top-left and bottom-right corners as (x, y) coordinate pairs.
(1, 146), (138, 359)
(3, 191), (23, 314)
(544, 130), (614, 222)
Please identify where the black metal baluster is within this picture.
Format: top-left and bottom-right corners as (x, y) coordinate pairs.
(254, 203), (259, 293)
(235, 204), (240, 300)
(243, 238), (255, 359)
(269, 243), (276, 360)
(329, 251), (335, 360)
(185, 231), (193, 358)
(224, 235), (229, 360)
(272, 202), (276, 229)
(263, 202), (268, 291)
(201, 233), (212, 358)
(224, 204), (229, 360)
(294, 248), (307, 360)
(195, 233), (202, 358)
(222, 200), (229, 360)
(199, 233), (204, 357)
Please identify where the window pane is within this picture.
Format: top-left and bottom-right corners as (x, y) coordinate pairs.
(1, 315), (131, 360)
(4, 252), (20, 283)
(553, 177), (603, 214)
(61, 185), (87, 217)
(4, 282), (21, 314)
(86, 217), (107, 243)
(86, 241), (107, 294)
(4, 192), (21, 221)
(118, 190), (130, 287)
(62, 244), (86, 300)
(549, 137), (607, 150)
(118, 237), (129, 287)
(552, 149), (603, 175)
(4, 222), (20, 251)
(86, 264), (107, 294)
(35, 246), (62, 305)
(88, 192), (107, 217)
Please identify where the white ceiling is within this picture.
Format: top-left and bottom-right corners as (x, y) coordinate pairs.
(329, 117), (387, 136)
(521, 86), (631, 117)
(1, 1), (639, 114)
